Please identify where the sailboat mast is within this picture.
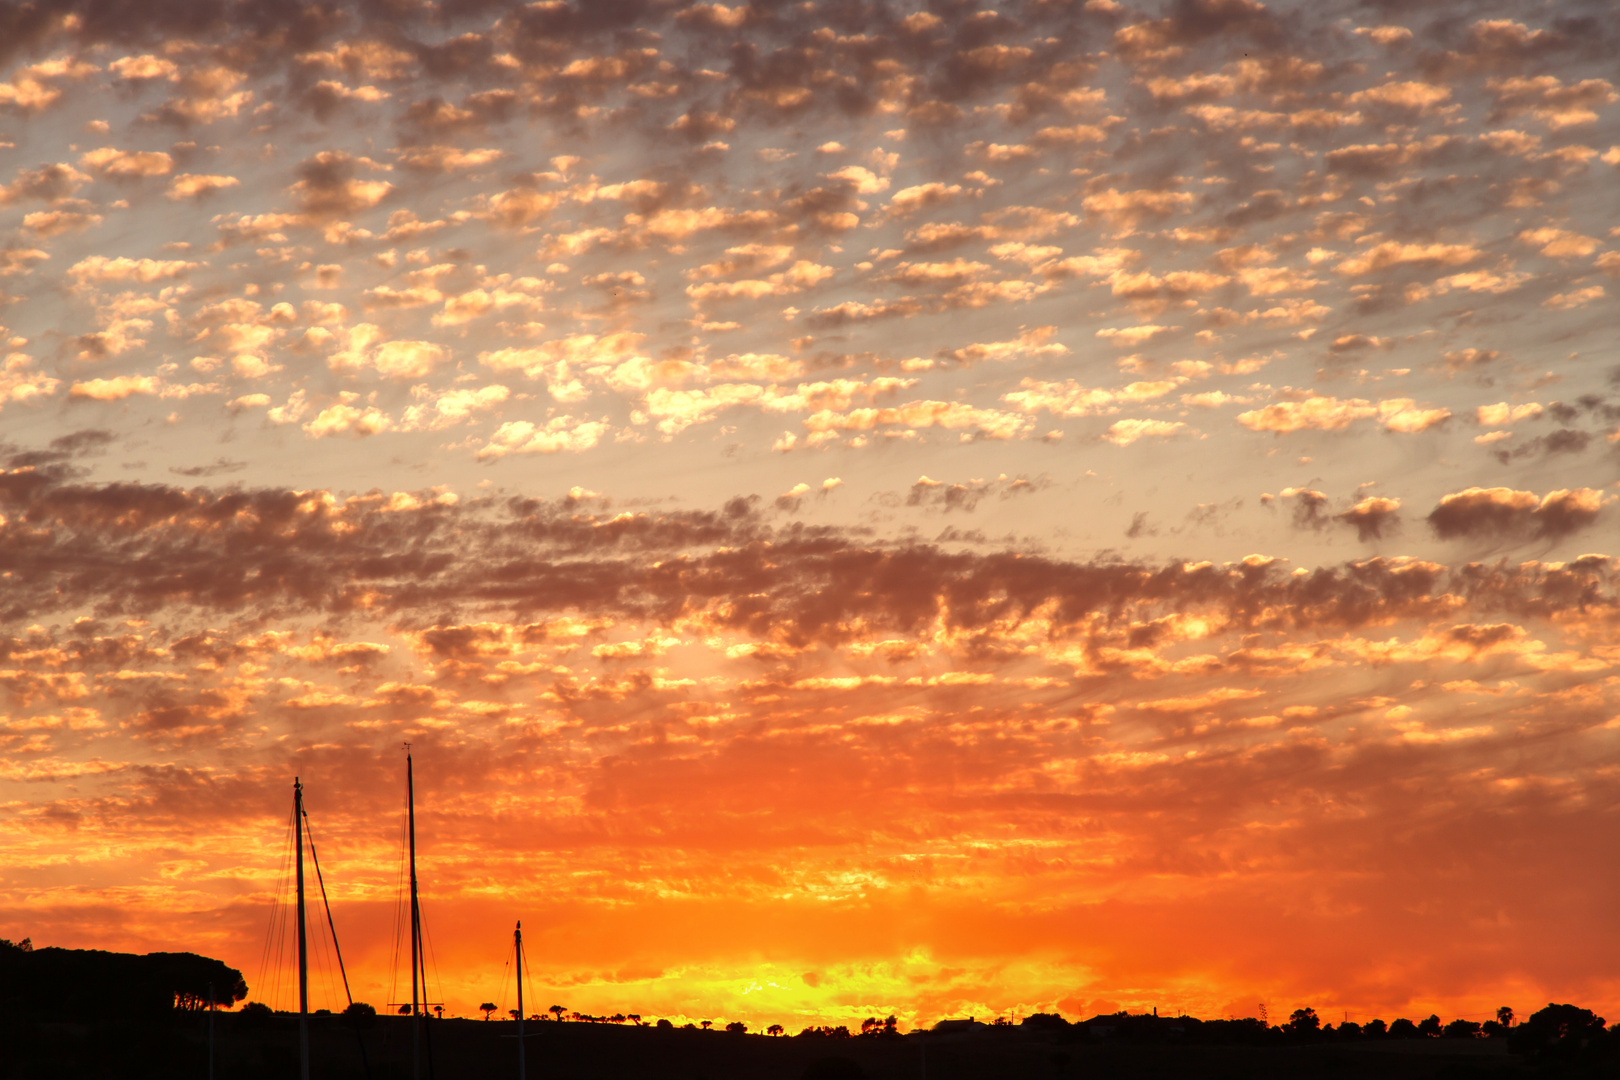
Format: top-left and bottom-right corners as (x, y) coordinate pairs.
(515, 921), (526, 1080)
(295, 777), (311, 1080)
(408, 750), (421, 1080)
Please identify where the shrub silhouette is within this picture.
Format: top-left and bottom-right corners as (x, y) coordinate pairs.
(1417, 1014), (1442, 1037)
(1388, 1018), (1418, 1039)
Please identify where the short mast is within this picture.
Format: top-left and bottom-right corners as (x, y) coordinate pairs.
(516, 921), (526, 1080)
(295, 777), (311, 1080)
(408, 748), (422, 1080)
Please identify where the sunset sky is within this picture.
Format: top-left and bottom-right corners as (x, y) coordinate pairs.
(1, 0), (1618, 1030)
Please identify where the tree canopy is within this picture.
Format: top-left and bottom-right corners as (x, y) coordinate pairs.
(0, 941), (246, 1019)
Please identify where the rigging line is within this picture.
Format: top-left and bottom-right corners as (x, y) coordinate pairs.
(257, 800), (298, 1010)
(497, 955), (511, 1017)
(274, 823), (295, 1009)
(255, 801), (293, 989)
(303, 808), (356, 1006)
(388, 779), (409, 1013)
(520, 932), (537, 1021)
(319, 895), (340, 1008)
(420, 897), (446, 1007)
(313, 902), (338, 1012)
(304, 807), (378, 1080)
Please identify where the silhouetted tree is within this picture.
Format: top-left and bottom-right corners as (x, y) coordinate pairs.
(509, 1009), (520, 1021)
(398, 1005), (411, 1015)
(1444, 1018), (1482, 1038)
(344, 1002), (378, 1029)
(656, 1018), (673, 1029)
(167, 954), (250, 1013)
(480, 1002), (497, 1021)
(1497, 1006), (1515, 1028)
(627, 1013), (642, 1025)
(1363, 1018), (1387, 1037)
(1285, 1008), (1320, 1035)
(726, 1021), (747, 1033)
(768, 1024), (784, 1036)
(1417, 1014), (1442, 1037)
(701, 1020), (713, 1030)
(434, 1005), (443, 1019)
(1338, 1020), (1362, 1038)
(1508, 1003), (1607, 1058)
(550, 1005), (566, 1021)
(241, 1002), (274, 1028)
(1388, 1018), (1418, 1039)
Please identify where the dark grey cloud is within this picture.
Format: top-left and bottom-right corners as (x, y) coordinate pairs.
(1427, 486), (1605, 543)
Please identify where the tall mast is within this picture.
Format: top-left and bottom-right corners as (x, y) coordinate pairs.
(408, 748), (421, 1080)
(515, 922), (526, 1080)
(295, 777), (311, 1080)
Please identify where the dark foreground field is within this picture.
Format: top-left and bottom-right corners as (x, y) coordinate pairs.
(4, 1013), (1609, 1080)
